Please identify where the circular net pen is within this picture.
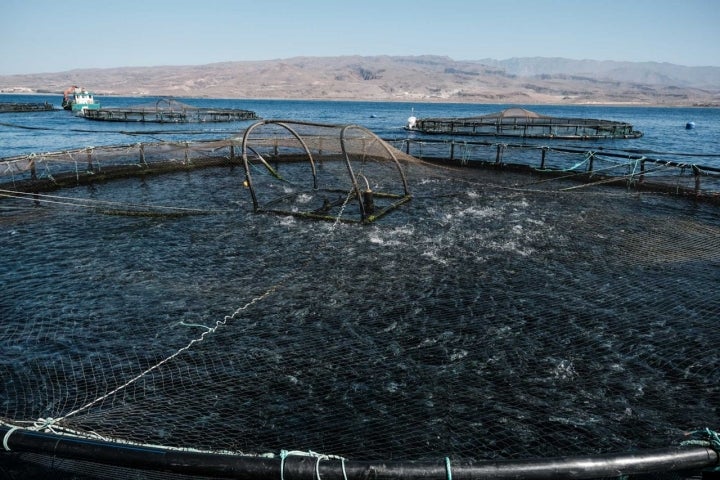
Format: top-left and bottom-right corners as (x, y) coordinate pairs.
(82, 97), (258, 123)
(0, 101), (55, 113)
(1, 123), (720, 480)
(407, 107), (643, 140)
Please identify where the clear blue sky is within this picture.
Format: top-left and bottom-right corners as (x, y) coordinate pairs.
(2, 0), (718, 75)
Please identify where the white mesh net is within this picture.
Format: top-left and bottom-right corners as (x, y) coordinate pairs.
(1, 121), (719, 479)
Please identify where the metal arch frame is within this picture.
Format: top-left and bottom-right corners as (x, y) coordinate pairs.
(241, 120), (411, 223)
(339, 123), (411, 221)
(240, 120), (319, 212)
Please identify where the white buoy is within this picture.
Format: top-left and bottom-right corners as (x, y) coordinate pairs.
(406, 116), (417, 130)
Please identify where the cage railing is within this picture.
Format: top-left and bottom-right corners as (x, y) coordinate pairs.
(1, 136), (718, 202)
(390, 137), (720, 200)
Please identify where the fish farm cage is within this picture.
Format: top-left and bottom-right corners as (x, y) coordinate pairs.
(389, 136), (720, 201)
(0, 101), (55, 113)
(81, 97), (258, 123)
(1, 120), (720, 480)
(240, 120), (412, 223)
(406, 107), (643, 140)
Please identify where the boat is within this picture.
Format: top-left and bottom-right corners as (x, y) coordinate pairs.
(405, 107), (643, 140)
(61, 86), (101, 114)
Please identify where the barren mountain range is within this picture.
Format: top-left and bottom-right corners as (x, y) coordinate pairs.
(1, 55), (719, 106)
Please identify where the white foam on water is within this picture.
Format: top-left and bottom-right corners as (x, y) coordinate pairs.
(552, 359), (578, 381)
(421, 247), (450, 266)
(279, 216), (296, 227)
(296, 193), (313, 204)
(385, 381), (401, 393)
(367, 224), (415, 246)
(487, 238), (535, 257)
(432, 202), (543, 257)
(456, 205), (498, 219)
(450, 349), (468, 361)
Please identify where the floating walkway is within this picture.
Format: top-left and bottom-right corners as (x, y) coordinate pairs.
(0, 102), (54, 113)
(82, 98), (258, 123)
(406, 107), (643, 140)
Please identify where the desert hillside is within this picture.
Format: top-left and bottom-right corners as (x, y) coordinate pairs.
(1, 55), (718, 106)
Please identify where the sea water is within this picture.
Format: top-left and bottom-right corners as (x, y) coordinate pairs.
(1, 93), (718, 164)
(1, 94), (720, 462)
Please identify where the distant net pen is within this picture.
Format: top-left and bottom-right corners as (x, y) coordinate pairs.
(81, 97), (258, 123)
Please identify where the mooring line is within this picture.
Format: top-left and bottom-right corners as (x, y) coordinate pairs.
(558, 162), (685, 191)
(0, 120), (239, 137)
(47, 183), (349, 428)
(0, 188), (233, 215)
(53, 283), (284, 424)
(408, 152), (680, 199)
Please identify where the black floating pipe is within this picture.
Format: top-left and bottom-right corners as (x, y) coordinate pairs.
(1, 426), (717, 480)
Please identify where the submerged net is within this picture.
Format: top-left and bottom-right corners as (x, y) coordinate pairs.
(1, 121), (720, 479)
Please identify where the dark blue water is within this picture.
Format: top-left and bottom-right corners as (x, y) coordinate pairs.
(2, 94), (720, 467)
(2, 93), (719, 163)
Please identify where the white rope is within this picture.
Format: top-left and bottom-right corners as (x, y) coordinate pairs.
(332, 189), (355, 227)
(55, 286), (280, 423)
(279, 450), (347, 480)
(3, 426), (20, 451)
(0, 188), (227, 215)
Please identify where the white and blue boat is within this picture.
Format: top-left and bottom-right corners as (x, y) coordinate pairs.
(61, 86), (101, 114)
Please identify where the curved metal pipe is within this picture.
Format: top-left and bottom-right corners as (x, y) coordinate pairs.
(1, 425), (716, 480)
(240, 120), (318, 212)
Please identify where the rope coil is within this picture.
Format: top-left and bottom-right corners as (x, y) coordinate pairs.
(279, 450), (348, 480)
(2, 426), (20, 452)
(682, 428), (720, 451)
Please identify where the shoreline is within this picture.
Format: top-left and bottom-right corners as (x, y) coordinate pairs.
(1, 91), (718, 108)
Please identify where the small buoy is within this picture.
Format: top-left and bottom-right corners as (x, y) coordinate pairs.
(686, 121), (695, 129)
